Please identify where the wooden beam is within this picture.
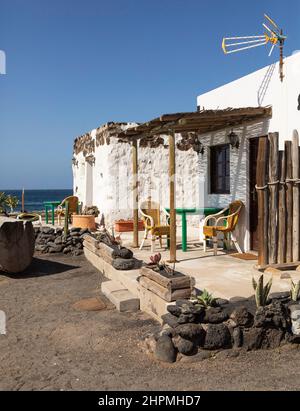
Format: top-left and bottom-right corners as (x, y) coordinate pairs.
(285, 141), (293, 262)
(119, 108), (273, 141)
(168, 132), (177, 263)
(268, 132), (279, 264)
(132, 139), (139, 248)
(160, 107), (272, 122)
(256, 136), (269, 267)
(278, 150), (286, 264)
(292, 130), (299, 261)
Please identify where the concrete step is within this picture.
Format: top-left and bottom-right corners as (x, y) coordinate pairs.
(101, 280), (140, 312)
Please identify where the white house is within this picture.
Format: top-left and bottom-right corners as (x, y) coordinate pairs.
(73, 53), (300, 252)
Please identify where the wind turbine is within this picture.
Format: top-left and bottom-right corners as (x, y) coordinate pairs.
(222, 14), (287, 82)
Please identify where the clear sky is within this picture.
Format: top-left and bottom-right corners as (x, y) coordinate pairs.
(0, 0), (299, 189)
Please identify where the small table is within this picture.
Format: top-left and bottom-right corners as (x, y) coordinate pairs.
(44, 201), (60, 225)
(165, 207), (222, 252)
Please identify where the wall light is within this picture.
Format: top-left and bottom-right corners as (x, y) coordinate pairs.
(228, 130), (239, 149)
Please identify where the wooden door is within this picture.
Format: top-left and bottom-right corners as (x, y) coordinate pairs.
(249, 138), (259, 250)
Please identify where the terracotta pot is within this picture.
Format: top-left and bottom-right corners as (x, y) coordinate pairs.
(72, 214), (96, 231)
(114, 219), (144, 232)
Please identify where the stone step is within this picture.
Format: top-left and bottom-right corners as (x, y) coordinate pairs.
(101, 280), (140, 312)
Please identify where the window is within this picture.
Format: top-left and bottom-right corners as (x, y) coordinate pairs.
(210, 144), (230, 194)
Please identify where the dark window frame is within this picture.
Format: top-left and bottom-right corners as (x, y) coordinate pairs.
(210, 144), (230, 194)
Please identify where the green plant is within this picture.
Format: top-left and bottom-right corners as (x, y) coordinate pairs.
(149, 253), (162, 266)
(148, 253), (175, 275)
(252, 275), (272, 307)
(290, 279), (300, 302)
(0, 192), (7, 214)
(196, 289), (216, 308)
(0, 192), (19, 215)
(6, 195), (19, 213)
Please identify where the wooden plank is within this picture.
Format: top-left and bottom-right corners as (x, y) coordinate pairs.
(285, 141), (293, 262)
(292, 130), (299, 261)
(256, 136), (269, 267)
(132, 139), (139, 248)
(83, 240), (114, 265)
(82, 234), (100, 248)
(258, 260), (300, 271)
(140, 266), (195, 290)
(268, 132), (279, 264)
(98, 242), (114, 258)
(278, 150), (286, 264)
(139, 276), (192, 302)
(168, 132), (177, 262)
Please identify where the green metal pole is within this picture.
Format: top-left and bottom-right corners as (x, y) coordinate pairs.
(182, 211), (187, 252)
(45, 205), (49, 224)
(51, 203), (55, 225)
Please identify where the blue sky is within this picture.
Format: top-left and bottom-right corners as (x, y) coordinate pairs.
(0, 0), (299, 189)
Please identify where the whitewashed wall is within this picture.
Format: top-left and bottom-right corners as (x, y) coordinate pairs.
(73, 119), (269, 251)
(197, 52), (300, 148)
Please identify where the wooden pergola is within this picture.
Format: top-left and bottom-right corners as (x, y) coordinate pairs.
(118, 107), (272, 262)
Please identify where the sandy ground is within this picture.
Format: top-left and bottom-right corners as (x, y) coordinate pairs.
(1, 253), (300, 391)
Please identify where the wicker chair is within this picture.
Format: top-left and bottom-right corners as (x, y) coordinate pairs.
(56, 196), (79, 225)
(139, 199), (170, 252)
(203, 200), (244, 255)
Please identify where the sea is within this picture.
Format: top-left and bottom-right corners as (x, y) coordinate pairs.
(1, 189), (73, 212)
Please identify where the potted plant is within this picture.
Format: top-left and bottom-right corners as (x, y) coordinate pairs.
(114, 219), (144, 232)
(139, 253), (195, 302)
(72, 205), (99, 231)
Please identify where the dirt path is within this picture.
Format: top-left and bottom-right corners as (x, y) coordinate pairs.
(0, 253), (300, 391)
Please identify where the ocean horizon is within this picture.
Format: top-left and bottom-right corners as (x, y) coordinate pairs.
(1, 189), (73, 212)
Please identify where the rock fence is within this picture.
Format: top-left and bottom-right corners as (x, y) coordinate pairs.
(145, 292), (300, 363)
(34, 226), (89, 256)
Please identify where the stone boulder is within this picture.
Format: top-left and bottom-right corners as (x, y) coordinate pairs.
(204, 324), (232, 350)
(176, 323), (205, 345)
(0, 217), (35, 273)
(203, 307), (228, 324)
(289, 305), (300, 336)
(155, 335), (177, 363)
(112, 258), (136, 270)
(172, 335), (196, 355)
(230, 306), (254, 327)
(254, 301), (290, 329)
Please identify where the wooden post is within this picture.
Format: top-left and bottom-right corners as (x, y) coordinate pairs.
(256, 136), (269, 267)
(64, 201), (69, 236)
(168, 132), (177, 262)
(292, 130), (299, 261)
(285, 141), (293, 262)
(132, 139), (139, 248)
(21, 188), (25, 212)
(268, 132), (279, 264)
(278, 150), (286, 264)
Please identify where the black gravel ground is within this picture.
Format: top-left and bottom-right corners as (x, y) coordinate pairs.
(0, 253), (300, 391)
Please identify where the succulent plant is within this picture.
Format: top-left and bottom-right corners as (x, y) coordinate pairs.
(196, 289), (216, 308)
(148, 253), (175, 275)
(149, 253), (162, 265)
(290, 279), (300, 302)
(252, 275), (272, 307)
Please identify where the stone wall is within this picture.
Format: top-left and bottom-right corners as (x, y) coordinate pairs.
(34, 226), (89, 255)
(147, 292), (300, 363)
